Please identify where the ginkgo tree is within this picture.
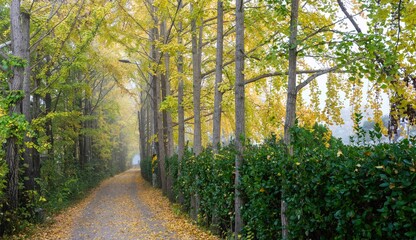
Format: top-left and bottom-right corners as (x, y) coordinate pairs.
(0, 0), (138, 234)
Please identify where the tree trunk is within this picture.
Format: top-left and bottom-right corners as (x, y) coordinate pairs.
(32, 78), (41, 190)
(151, 4), (167, 193)
(156, 67), (167, 193)
(213, 0), (224, 153)
(191, 4), (203, 155)
(21, 12), (35, 191)
(160, 20), (174, 200)
(177, 0), (185, 165)
(138, 89), (147, 165)
(6, 0), (25, 211)
(176, 0), (185, 204)
(282, 0), (300, 238)
(45, 92), (53, 155)
(234, 0), (245, 238)
(146, 100), (152, 159)
(149, 2), (160, 186)
(283, 0), (300, 149)
(190, 3), (203, 220)
(165, 51), (174, 159)
(211, 1), (224, 234)
(84, 97), (92, 165)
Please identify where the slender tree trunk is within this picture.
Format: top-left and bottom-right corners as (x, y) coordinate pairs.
(6, 0), (25, 211)
(151, 5), (167, 192)
(213, 1), (224, 153)
(146, 100), (152, 159)
(79, 97), (85, 168)
(32, 78), (41, 189)
(177, 67), (185, 162)
(149, 2), (160, 186)
(165, 52), (174, 158)
(21, 12), (35, 191)
(156, 67), (167, 193)
(190, 4), (203, 220)
(84, 97), (92, 164)
(282, 0), (300, 238)
(191, 4), (203, 155)
(160, 20), (174, 199)
(177, 0), (185, 165)
(234, 0), (245, 238)
(45, 92), (53, 155)
(138, 90), (147, 164)
(211, 1), (224, 234)
(284, 0), (300, 149)
(176, 0), (185, 205)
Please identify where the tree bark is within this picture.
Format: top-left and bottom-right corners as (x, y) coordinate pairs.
(282, 0), (300, 238)
(176, 0), (185, 205)
(21, 12), (35, 191)
(32, 78), (41, 190)
(156, 68), (167, 193)
(191, 4), (203, 155)
(84, 97), (92, 164)
(234, 0), (245, 238)
(160, 20), (174, 159)
(138, 89), (147, 165)
(177, 0), (185, 165)
(151, 4), (167, 193)
(161, 20), (175, 200)
(45, 92), (53, 155)
(177, 73), (185, 161)
(213, 1), (224, 153)
(146, 99), (152, 160)
(6, 0), (25, 210)
(149, 1), (160, 186)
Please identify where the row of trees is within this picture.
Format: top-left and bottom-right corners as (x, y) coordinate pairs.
(1, 0), (415, 237)
(0, 0), (137, 234)
(121, 0), (416, 238)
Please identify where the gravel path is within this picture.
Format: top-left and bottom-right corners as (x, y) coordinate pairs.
(70, 169), (178, 240)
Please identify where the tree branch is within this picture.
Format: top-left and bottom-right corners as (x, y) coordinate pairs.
(171, 112), (213, 128)
(0, 41), (11, 50)
(296, 66), (341, 92)
(245, 69), (341, 86)
(337, 0), (362, 33)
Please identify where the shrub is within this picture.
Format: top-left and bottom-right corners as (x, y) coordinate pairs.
(164, 124), (416, 239)
(284, 125), (416, 239)
(242, 137), (286, 239)
(140, 156), (152, 182)
(176, 147), (235, 236)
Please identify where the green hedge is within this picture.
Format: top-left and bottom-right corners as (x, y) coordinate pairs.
(158, 124), (416, 239)
(242, 136), (286, 239)
(285, 125), (416, 239)
(140, 156), (152, 183)
(176, 146), (235, 235)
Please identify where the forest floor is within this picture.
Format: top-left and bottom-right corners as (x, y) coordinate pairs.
(22, 169), (218, 240)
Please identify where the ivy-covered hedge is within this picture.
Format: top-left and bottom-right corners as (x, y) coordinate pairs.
(155, 124), (416, 239)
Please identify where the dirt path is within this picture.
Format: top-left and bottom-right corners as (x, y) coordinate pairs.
(30, 169), (218, 240)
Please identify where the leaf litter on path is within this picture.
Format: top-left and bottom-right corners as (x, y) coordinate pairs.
(24, 169), (218, 240)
